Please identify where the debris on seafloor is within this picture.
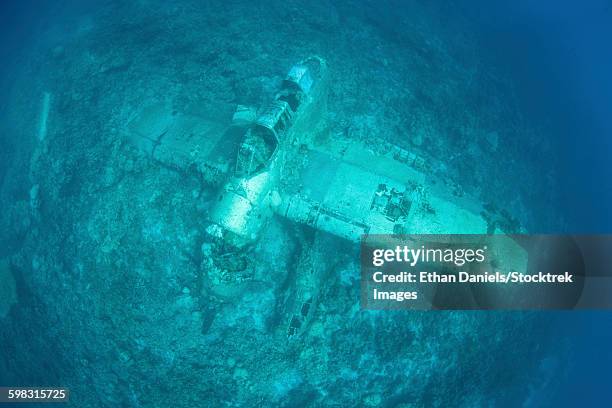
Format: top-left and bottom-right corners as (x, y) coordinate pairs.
(38, 92), (51, 142)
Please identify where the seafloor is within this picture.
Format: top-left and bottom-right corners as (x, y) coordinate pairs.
(0, 1), (564, 407)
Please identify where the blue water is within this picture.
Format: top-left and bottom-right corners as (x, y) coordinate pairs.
(463, 3), (612, 404)
(463, 0), (612, 234)
(1, 1), (611, 406)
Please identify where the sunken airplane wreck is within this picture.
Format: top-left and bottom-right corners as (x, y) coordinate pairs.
(124, 56), (526, 337)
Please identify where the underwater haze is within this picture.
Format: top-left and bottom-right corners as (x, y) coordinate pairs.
(1, 0), (611, 407)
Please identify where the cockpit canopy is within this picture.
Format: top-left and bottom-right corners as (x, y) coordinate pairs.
(277, 57), (323, 112)
(233, 57), (325, 178)
(235, 125), (278, 177)
(256, 100), (293, 135)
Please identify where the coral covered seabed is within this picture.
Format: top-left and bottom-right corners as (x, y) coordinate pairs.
(0, 1), (564, 406)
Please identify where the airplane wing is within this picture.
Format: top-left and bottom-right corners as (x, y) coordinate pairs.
(275, 134), (530, 282)
(122, 102), (253, 184)
(275, 134), (490, 239)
